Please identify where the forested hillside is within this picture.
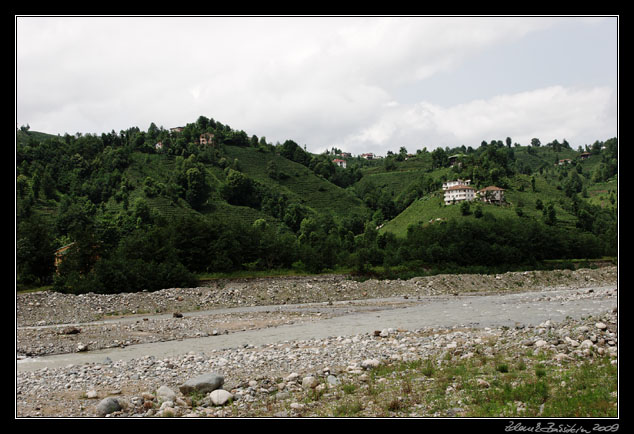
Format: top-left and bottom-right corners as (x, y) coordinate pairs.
(16, 118), (617, 294)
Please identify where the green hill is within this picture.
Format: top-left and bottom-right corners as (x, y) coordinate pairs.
(16, 119), (617, 293)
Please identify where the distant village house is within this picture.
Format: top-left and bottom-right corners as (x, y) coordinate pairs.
(477, 186), (505, 204)
(332, 158), (347, 169)
(443, 179), (475, 205)
(199, 132), (215, 146)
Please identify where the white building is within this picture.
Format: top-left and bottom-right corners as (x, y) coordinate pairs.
(444, 185), (476, 205)
(332, 158), (347, 168)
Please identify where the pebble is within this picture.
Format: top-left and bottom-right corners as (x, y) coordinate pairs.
(15, 268), (618, 418)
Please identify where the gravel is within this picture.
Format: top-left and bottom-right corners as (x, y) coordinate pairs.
(15, 266), (618, 418)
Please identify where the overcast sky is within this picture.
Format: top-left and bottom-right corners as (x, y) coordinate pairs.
(16, 16), (618, 156)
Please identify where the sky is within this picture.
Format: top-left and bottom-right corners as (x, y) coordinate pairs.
(15, 15), (618, 156)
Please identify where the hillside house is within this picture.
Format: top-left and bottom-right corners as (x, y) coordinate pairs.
(154, 141), (164, 150)
(54, 243), (75, 271)
(448, 154), (464, 167)
(579, 152), (591, 160)
(558, 158), (573, 166)
(478, 186), (505, 204)
(361, 153), (375, 160)
(170, 126), (185, 134)
(199, 132), (215, 146)
(444, 185), (476, 205)
(332, 158), (347, 168)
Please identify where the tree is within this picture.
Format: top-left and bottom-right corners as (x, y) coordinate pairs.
(531, 138), (541, 147)
(185, 167), (209, 209)
(17, 214), (56, 285)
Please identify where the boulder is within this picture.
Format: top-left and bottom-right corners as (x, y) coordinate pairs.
(179, 373), (224, 395)
(96, 397), (121, 416)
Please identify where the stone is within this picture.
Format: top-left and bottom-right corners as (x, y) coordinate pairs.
(76, 342), (88, 352)
(61, 326), (81, 335)
(179, 373), (224, 395)
(96, 397), (121, 416)
(580, 339), (594, 349)
(477, 379), (490, 388)
(327, 375), (340, 386)
(361, 358), (381, 369)
(285, 372), (300, 382)
(210, 389), (233, 406)
(86, 390), (98, 399)
(156, 385), (177, 403)
(595, 322), (607, 330)
(302, 376), (318, 389)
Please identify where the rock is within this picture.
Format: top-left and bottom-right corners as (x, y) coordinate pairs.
(327, 375), (340, 386)
(210, 389), (233, 406)
(361, 358), (381, 369)
(86, 390), (99, 399)
(156, 385), (177, 403)
(580, 339), (594, 349)
(285, 372), (300, 382)
(179, 373), (224, 395)
(290, 402), (305, 410)
(173, 312), (183, 318)
(534, 339), (548, 348)
(302, 376), (318, 389)
(595, 322), (607, 330)
(61, 326), (81, 335)
(477, 379), (490, 388)
(76, 342), (88, 352)
(96, 397), (121, 416)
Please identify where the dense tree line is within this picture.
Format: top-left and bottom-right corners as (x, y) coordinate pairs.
(16, 122), (617, 294)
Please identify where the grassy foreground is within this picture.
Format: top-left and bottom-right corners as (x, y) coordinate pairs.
(227, 342), (617, 419)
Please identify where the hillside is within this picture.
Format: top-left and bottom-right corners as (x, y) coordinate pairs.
(16, 120), (618, 293)
(350, 141), (618, 239)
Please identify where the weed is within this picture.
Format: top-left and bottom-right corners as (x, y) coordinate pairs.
(496, 363), (509, 373)
(333, 401), (364, 417)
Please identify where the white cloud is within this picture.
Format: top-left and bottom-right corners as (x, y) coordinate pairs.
(342, 85), (616, 154)
(16, 16), (616, 153)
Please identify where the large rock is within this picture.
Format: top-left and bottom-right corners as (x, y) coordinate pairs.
(179, 373), (224, 395)
(96, 397), (121, 416)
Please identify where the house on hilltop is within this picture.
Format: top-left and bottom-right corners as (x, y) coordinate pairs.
(477, 186), (505, 204)
(332, 158), (347, 168)
(444, 184), (476, 205)
(199, 132), (215, 146)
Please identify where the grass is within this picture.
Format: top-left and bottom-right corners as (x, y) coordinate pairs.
(299, 348), (618, 418)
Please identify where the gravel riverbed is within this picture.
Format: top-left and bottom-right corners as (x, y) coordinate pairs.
(15, 267), (618, 418)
